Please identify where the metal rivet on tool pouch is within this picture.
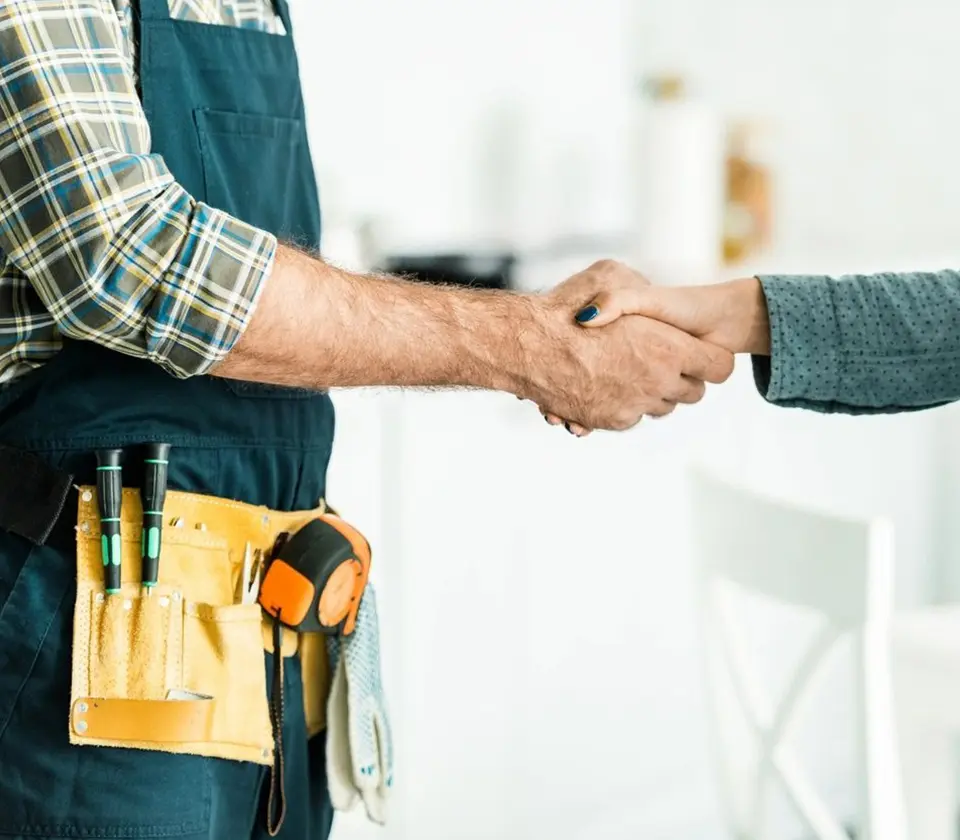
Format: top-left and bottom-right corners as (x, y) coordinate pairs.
(76, 720), (88, 734)
(171, 517), (184, 528)
(78, 701), (88, 713)
(196, 522), (207, 532)
(81, 490), (93, 503)
(262, 515), (270, 527)
(159, 596), (170, 608)
(172, 591), (181, 602)
(123, 599), (133, 610)
(95, 593), (105, 604)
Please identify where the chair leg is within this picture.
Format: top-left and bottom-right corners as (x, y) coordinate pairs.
(896, 721), (954, 840)
(859, 625), (910, 840)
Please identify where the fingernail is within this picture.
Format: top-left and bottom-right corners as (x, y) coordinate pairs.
(564, 422), (573, 434)
(575, 305), (599, 323)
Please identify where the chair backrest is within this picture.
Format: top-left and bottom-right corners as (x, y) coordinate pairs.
(690, 467), (894, 628)
(688, 466), (904, 840)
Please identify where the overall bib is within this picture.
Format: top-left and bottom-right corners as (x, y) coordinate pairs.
(0, 0), (336, 837)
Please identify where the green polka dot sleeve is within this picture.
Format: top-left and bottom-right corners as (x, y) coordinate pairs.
(751, 270), (960, 414)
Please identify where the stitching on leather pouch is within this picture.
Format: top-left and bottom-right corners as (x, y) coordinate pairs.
(168, 590), (183, 695)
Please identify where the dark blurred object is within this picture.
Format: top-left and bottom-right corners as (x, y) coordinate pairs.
(380, 252), (515, 290)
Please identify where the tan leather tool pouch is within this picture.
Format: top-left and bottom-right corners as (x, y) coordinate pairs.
(68, 487), (328, 766)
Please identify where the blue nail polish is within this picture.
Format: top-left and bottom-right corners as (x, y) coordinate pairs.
(575, 305), (598, 323)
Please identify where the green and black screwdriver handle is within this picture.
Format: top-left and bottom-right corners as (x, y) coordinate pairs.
(141, 443), (170, 593)
(95, 444), (171, 595)
(95, 448), (124, 594)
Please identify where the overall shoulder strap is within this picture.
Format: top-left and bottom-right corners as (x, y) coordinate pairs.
(137, 0), (172, 21)
(273, 0), (293, 34)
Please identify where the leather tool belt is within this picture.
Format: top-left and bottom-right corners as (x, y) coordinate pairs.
(68, 486), (330, 765)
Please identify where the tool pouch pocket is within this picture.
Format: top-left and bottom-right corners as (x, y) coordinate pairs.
(70, 512), (274, 765)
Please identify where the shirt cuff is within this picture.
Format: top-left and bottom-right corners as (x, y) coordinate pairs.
(145, 192), (278, 378)
(749, 274), (842, 405)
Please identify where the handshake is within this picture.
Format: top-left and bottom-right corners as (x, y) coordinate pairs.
(516, 260), (771, 435)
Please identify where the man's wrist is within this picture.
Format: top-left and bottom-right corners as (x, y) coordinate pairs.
(436, 287), (542, 394)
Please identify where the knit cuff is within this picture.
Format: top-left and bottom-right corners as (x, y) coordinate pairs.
(750, 275), (841, 405)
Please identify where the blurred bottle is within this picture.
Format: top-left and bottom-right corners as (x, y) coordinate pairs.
(632, 73), (725, 283)
(722, 121), (773, 265)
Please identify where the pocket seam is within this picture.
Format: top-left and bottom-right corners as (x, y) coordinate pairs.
(194, 107), (304, 141)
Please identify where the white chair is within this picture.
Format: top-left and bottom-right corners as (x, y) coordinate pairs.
(688, 466), (908, 840)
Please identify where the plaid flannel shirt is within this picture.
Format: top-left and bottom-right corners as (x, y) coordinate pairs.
(0, 0), (286, 385)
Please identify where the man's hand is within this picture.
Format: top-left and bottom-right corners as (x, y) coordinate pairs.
(574, 277), (772, 356)
(519, 261), (735, 431)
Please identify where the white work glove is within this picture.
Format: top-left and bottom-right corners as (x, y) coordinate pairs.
(325, 582), (394, 824)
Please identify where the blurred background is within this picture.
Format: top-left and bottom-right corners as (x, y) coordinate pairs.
(287, 0), (960, 837)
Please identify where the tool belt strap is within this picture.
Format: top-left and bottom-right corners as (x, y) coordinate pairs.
(72, 697), (215, 744)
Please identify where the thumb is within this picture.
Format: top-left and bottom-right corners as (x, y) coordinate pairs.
(577, 286), (707, 337)
(573, 287), (649, 327)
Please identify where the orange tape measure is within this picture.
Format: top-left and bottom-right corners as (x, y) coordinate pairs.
(258, 514), (371, 636)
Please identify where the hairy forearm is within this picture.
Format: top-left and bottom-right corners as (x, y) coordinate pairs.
(211, 243), (537, 392)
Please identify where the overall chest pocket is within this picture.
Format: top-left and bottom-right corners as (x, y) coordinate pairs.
(195, 108), (321, 244)
(195, 108), (324, 400)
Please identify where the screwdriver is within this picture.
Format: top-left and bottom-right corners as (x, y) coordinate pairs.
(95, 448), (124, 595)
(141, 443), (171, 593)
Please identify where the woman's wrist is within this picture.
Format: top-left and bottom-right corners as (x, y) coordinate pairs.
(728, 277), (771, 355)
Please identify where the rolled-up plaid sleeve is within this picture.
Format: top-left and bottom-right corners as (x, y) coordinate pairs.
(0, 0), (276, 378)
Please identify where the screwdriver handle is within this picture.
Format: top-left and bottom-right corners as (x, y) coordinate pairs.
(141, 443), (171, 589)
(96, 449), (124, 594)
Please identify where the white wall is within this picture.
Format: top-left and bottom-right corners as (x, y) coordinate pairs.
(294, 0), (960, 263)
(634, 0), (960, 266)
(292, 0), (630, 250)
(291, 1), (960, 838)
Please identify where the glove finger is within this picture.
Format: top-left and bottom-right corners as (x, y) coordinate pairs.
(360, 785), (388, 826)
(325, 658), (356, 811)
(375, 710), (393, 792)
(360, 713), (390, 826)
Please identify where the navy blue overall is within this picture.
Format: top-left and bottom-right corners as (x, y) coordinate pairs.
(0, 0), (336, 837)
